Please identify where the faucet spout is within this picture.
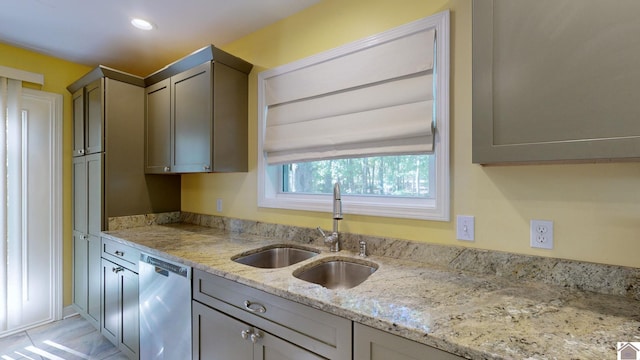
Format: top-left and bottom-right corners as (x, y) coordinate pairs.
(333, 182), (342, 220)
(318, 182), (342, 252)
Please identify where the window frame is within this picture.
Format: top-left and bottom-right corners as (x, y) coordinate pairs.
(257, 10), (450, 221)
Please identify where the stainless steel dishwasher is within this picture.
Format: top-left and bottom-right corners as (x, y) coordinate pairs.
(139, 253), (192, 359)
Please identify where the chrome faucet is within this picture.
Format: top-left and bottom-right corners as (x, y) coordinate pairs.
(317, 182), (342, 252)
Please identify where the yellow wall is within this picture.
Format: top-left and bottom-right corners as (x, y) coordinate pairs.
(183, 0), (640, 269)
(0, 42), (92, 306)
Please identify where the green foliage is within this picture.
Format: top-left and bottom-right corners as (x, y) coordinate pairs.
(283, 154), (433, 198)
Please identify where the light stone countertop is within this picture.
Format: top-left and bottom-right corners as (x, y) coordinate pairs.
(102, 223), (640, 360)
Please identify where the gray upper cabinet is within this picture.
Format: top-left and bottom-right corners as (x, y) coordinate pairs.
(72, 89), (85, 156)
(85, 80), (104, 155)
(72, 79), (103, 156)
(172, 62), (213, 173)
(353, 323), (464, 360)
(144, 79), (171, 173)
(144, 45), (253, 173)
(68, 66), (181, 218)
(472, 0), (640, 164)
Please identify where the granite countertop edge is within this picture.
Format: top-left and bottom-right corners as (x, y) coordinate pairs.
(102, 224), (640, 360)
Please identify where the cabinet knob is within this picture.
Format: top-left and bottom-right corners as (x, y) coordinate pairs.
(250, 331), (262, 344)
(163, 166), (170, 172)
(78, 149), (85, 155)
(241, 329), (251, 340)
(203, 165), (211, 171)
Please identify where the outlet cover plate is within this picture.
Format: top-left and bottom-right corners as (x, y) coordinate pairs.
(456, 215), (475, 241)
(530, 219), (553, 249)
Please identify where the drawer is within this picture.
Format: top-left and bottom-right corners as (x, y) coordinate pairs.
(101, 237), (140, 272)
(193, 269), (352, 360)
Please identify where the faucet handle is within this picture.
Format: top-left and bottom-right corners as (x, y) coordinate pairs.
(316, 226), (327, 238)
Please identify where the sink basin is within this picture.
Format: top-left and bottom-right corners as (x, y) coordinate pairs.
(293, 258), (378, 289)
(232, 245), (319, 269)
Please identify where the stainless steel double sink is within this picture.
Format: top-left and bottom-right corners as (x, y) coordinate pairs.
(231, 244), (377, 290)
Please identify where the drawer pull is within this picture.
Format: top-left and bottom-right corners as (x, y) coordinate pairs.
(112, 266), (124, 273)
(115, 250), (125, 256)
(243, 300), (266, 314)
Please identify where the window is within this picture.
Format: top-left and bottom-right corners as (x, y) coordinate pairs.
(282, 155), (434, 198)
(258, 11), (450, 221)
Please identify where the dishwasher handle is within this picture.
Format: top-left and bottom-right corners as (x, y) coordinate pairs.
(140, 253), (190, 278)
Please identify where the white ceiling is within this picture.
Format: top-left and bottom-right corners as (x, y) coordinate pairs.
(0, 0), (321, 76)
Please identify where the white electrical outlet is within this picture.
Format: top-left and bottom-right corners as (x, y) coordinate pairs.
(456, 215), (475, 241)
(216, 199), (223, 212)
(530, 219), (553, 249)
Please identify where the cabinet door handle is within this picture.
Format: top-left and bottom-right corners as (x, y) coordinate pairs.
(112, 266), (124, 273)
(78, 149), (85, 155)
(163, 166), (170, 172)
(241, 329), (251, 340)
(115, 250), (124, 256)
(250, 331), (262, 344)
(203, 165), (210, 171)
(243, 300), (266, 314)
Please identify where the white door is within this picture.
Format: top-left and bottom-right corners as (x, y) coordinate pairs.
(0, 86), (63, 337)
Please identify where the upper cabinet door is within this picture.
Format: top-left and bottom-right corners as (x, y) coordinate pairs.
(85, 79), (104, 155)
(72, 89), (85, 157)
(145, 78), (172, 174)
(171, 62), (213, 173)
(472, 0), (640, 164)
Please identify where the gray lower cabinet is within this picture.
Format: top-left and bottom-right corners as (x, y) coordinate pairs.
(101, 238), (140, 360)
(193, 302), (324, 360)
(192, 269), (352, 360)
(353, 323), (464, 360)
(72, 153), (103, 328)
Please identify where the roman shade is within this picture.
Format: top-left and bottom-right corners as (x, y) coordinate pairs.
(262, 28), (436, 165)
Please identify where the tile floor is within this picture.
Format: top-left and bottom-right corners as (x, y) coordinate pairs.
(0, 315), (127, 360)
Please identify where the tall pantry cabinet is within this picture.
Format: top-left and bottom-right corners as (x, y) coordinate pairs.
(68, 66), (180, 330)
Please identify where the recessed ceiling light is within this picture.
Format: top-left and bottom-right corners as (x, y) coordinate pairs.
(131, 18), (155, 30)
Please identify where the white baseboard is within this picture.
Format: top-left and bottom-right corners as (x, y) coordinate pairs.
(62, 305), (79, 319)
